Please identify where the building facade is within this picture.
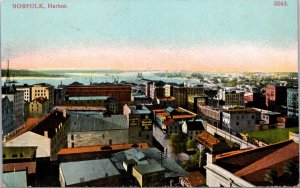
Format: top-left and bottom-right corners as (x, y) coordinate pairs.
(29, 97), (49, 117)
(287, 87), (298, 117)
(173, 86), (204, 108)
(2, 96), (14, 135)
(31, 83), (54, 111)
(221, 110), (256, 134)
(65, 84), (131, 103)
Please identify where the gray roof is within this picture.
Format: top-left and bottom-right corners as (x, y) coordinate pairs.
(129, 105), (151, 115)
(69, 115), (127, 132)
(60, 159), (120, 186)
(3, 171), (27, 187)
(134, 160), (165, 175)
(111, 147), (188, 178)
(68, 96), (109, 100)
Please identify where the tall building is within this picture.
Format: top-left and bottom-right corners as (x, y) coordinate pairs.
(2, 87), (25, 135)
(31, 83), (54, 111)
(265, 84), (287, 113)
(149, 81), (165, 100)
(217, 89), (244, 107)
(2, 96), (13, 135)
(65, 84), (131, 103)
(287, 87), (298, 117)
(173, 86), (204, 108)
(16, 84), (32, 102)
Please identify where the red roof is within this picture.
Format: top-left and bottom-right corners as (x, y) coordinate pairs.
(33, 97), (48, 104)
(57, 143), (149, 155)
(180, 171), (206, 187)
(53, 106), (106, 111)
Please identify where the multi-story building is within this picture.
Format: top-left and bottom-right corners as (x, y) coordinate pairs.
(16, 84), (32, 102)
(54, 85), (66, 106)
(164, 84), (174, 97)
(221, 109), (256, 134)
(188, 95), (207, 113)
(123, 104), (153, 144)
(156, 97), (177, 108)
(287, 87), (298, 117)
(173, 86), (204, 108)
(149, 81), (165, 100)
(29, 97), (49, 117)
(217, 89), (244, 107)
(198, 106), (224, 128)
(2, 87), (25, 134)
(31, 83), (54, 111)
(182, 120), (204, 140)
(65, 84), (131, 103)
(265, 84), (287, 112)
(66, 115), (128, 148)
(2, 96), (13, 135)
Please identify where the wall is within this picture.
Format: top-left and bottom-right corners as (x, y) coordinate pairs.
(68, 129), (129, 148)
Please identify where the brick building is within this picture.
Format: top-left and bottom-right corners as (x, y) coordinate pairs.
(65, 84), (131, 103)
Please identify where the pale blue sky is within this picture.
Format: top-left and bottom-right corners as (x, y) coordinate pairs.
(1, 0), (298, 71)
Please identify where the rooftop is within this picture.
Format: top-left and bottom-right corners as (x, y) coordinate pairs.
(53, 106), (107, 111)
(215, 140), (299, 186)
(69, 115), (127, 132)
(128, 105), (151, 114)
(60, 159), (120, 186)
(133, 160), (165, 175)
(3, 171), (27, 187)
(195, 131), (221, 149)
(111, 147), (188, 178)
(33, 97), (48, 104)
(68, 96), (109, 100)
(57, 143), (149, 155)
(180, 171), (206, 187)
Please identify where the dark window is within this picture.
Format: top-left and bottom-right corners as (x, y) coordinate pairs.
(146, 135), (150, 139)
(102, 134), (105, 139)
(3, 154), (6, 158)
(109, 139), (112, 145)
(71, 143), (74, 148)
(139, 131), (142, 137)
(12, 154), (18, 158)
(236, 122), (239, 125)
(71, 135), (74, 140)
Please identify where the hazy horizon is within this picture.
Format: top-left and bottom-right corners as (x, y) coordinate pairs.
(1, 0), (298, 72)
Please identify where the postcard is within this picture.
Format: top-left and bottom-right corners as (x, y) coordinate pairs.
(1, 0), (299, 187)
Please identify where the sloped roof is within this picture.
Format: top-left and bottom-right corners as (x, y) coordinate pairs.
(69, 115), (127, 132)
(3, 171), (27, 187)
(57, 143), (149, 155)
(4, 131), (51, 158)
(180, 171), (206, 187)
(111, 147), (188, 178)
(33, 97), (48, 104)
(60, 159), (120, 186)
(195, 131), (221, 149)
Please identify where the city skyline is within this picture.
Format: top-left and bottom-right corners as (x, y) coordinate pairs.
(1, 0), (298, 72)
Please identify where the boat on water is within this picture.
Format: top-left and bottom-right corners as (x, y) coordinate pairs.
(137, 72), (143, 79)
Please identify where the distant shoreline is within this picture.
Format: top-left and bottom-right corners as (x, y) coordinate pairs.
(1, 69), (67, 78)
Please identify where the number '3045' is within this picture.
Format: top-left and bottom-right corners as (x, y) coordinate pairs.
(274, 1), (288, 6)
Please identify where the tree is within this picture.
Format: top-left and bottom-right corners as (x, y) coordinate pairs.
(186, 139), (197, 151)
(169, 133), (186, 155)
(264, 169), (278, 185)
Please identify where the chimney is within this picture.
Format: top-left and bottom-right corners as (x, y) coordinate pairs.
(206, 153), (216, 164)
(63, 110), (67, 118)
(44, 131), (48, 138)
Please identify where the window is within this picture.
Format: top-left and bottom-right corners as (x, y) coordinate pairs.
(139, 132), (142, 137)
(3, 154), (6, 158)
(20, 153), (24, 157)
(71, 135), (74, 140)
(102, 134), (105, 139)
(71, 143), (74, 148)
(252, 115), (255, 119)
(12, 154), (17, 158)
(146, 135), (150, 139)
(236, 122), (239, 125)
(109, 139), (112, 145)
